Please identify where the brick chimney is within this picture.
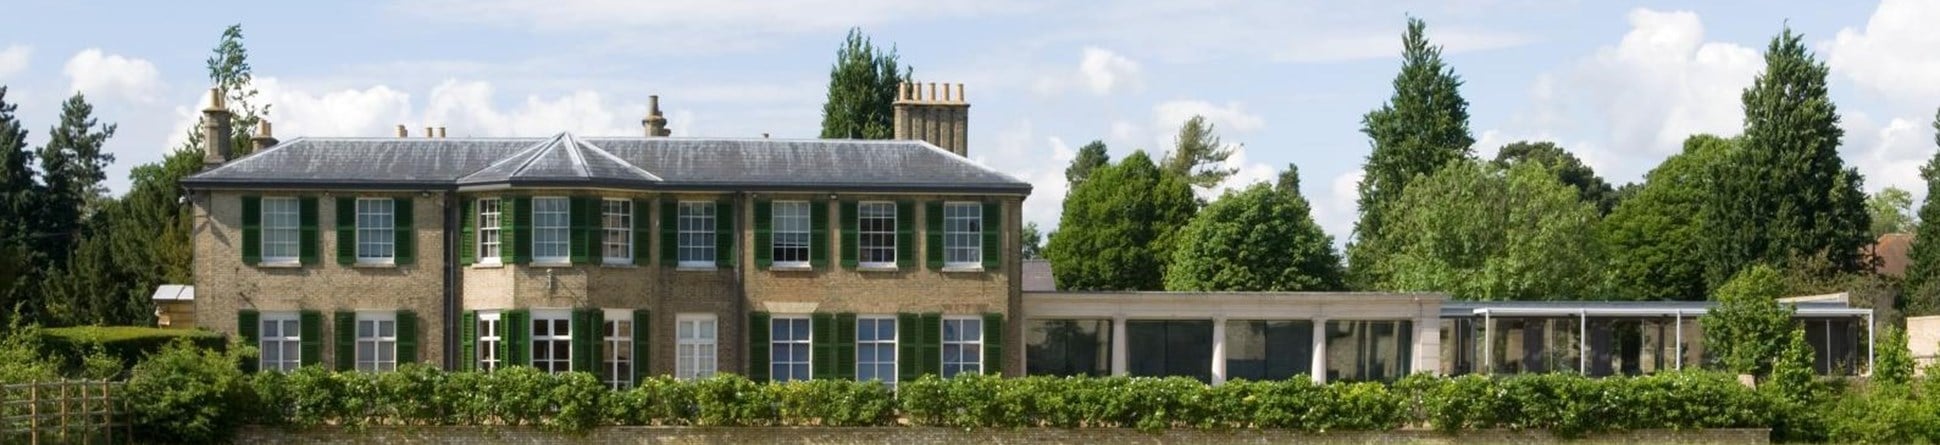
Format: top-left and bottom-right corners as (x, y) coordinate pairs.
(396, 125), (408, 138)
(250, 119), (278, 152)
(642, 95), (670, 137)
(893, 82), (970, 156)
(200, 88), (232, 170)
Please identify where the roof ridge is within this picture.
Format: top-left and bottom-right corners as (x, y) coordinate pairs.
(559, 132), (591, 177)
(577, 138), (664, 182)
(507, 133), (568, 177)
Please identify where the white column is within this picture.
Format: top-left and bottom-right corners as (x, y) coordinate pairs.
(1211, 317), (1227, 384)
(1112, 316), (1129, 376)
(1416, 315), (1440, 376)
(1311, 318), (1328, 383)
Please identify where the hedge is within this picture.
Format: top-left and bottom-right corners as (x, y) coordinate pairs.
(40, 326), (225, 375)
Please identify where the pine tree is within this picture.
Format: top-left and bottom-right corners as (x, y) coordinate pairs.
(1065, 140), (1110, 189)
(1347, 17), (1476, 289)
(0, 86), (38, 325)
(35, 93), (117, 266)
(1161, 116), (1236, 189)
(1905, 108), (1940, 313)
(818, 28), (907, 140)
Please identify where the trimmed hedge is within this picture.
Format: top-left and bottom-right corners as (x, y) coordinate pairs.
(40, 326), (225, 375)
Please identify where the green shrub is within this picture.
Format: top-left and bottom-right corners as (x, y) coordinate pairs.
(122, 338), (253, 444)
(40, 326), (224, 376)
(607, 375), (696, 425)
(691, 373), (776, 426)
(376, 364), (447, 425)
(1826, 387), (1940, 444)
(0, 324), (60, 383)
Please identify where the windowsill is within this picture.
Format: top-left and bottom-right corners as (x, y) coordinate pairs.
(768, 263), (813, 272)
(257, 260), (302, 268)
(352, 260), (396, 268)
(675, 265), (719, 272)
(471, 260), (504, 269)
(601, 262), (638, 269)
(857, 264), (899, 273)
(530, 261), (573, 268)
(941, 264), (986, 273)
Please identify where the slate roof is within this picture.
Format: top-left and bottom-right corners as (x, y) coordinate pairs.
(183, 133), (1032, 194)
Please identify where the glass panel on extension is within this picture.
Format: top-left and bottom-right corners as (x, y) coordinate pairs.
(1126, 320), (1212, 382)
(1025, 319), (1112, 377)
(1225, 320), (1314, 381)
(1324, 320), (1413, 382)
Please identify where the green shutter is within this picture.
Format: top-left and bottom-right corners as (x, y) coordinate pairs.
(840, 201), (859, 269)
(511, 197), (533, 264)
(241, 196), (261, 265)
(299, 197), (320, 265)
(660, 199), (679, 266)
(336, 197), (355, 265)
(237, 310), (260, 373)
(895, 201), (914, 269)
(982, 202), (1002, 270)
(925, 201), (945, 270)
(459, 199), (476, 265)
(499, 197), (519, 263)
(633, 199), (651, 265)
(394, 198), (415, 265)
(897, 313), (921, 381)
(811, 313), (836, 380)
(396, 310), (418, 365)
(982, 313), (1004, 375)
(748, 312), (772, 381)
(921, 313), (943, 377)
(836, 313), (857, 380)
(299, 311), (322, 367)
(506, 309), (531, 367)
(460, 311), (477, 371)
(569, 197), (592, 264)
(715, 199), (735, 268)
(334, 311), (355, 371)
(572, 309), (600, 373)
(632, 309), (651, 382)
(810, 199), (829, 269)
(753, 200), (772, 268)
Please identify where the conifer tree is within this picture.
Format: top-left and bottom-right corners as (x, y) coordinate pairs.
(818, 28), (908, 140)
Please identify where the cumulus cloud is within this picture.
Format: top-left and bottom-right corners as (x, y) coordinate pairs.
(971, 119), (1067, 228)
(394, 0), (1029, 54)
(0, 45), (29, 81)
(1315, 169), (1364, 245)
(1824, 0), (1940, 106)
(1033, 46), (1143, 96)
(64, 49), (163, 103)
(1842, 111), (1933, 201)
(1277, 27), (1531, 63)
(1148, 100), (1275, 199)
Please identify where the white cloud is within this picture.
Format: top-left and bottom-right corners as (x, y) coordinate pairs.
(1148, 99), (1274, 198)
(0, 45), (30, 81)
(1032, 46), (1143, 97)
(1842, 111), (1933, 201)
(1825, 0), (1940, 106)
(63, 49), (163, 103)
(1315, 169), (1365, 245)
(423, 79), (637, 137)
(972, 119), (1068, 228)
(395, 0), (1029, 54)
(1276, 27), (1531, 63)
(1153, 100), (1265, 135)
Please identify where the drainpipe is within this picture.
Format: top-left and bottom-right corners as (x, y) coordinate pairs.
(442, 190), (460, 370)
(736, 191), (750, 375)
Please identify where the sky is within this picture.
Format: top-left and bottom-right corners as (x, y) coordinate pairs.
(1, 0), (1937, 245)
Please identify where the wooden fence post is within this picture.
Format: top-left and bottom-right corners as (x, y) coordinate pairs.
(28, 383), (37, 445)
(58, 381), (67, 443)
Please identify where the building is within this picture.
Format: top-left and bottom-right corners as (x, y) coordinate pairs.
(183, 84), (1028, 388)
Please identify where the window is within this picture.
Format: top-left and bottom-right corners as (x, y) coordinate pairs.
(1225, 320), (1315, 382)
(857, 202), (896, 267)
(771, 201), (811, 267)
(677, 202), (716, 267)
(1325, 319), (1414, 382)
(259, 313), (301, 372)
(532, 311), (572, 373)
(355, 312), (398, 372)
(355, 198), (395, 263)
(603, 310), (633, 389)
(676, 314), (717, 380)
(857, 317), (897, 386)
(1025, 319), (1112, 377)
(261, 197), (300, 263)
(477, 199), (501, 263)
(943, 202), (982, 266)
(603, 199), (632, 264)
(770, 316), (812, 382)
(476, 311), (501, 372)
(1126, 320), (1213, 382)
(941, 317), (983, 377)
(533, 197), (570, 263)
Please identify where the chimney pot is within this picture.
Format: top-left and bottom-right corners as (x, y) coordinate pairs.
(396, 125), (408, 138)
(425, 127), (434, 138)
(957, 84), (965, 103)
(250, 119), (279, 152)
(643, 95), (670, 137)
(437, 127), (447, 138)
(928, 83), (938, 102)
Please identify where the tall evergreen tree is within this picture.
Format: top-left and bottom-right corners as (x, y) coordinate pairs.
(0, 86), (37, 324)
(1601, 135), (1734, 301)
(1065, 140), (1110, 189)
(1905, 108), (1940, 313)
(35, 93), (116, 266)
(1276, 163), (1302, 198)
(818, 28), (908, 140)
(1044, 151), (1197, 290)
(1161, 116), (1236, 189)
(1700, 27), (1871, 289)
(1347, 17), (1476, 289)
(1492, 141), (1618, 214)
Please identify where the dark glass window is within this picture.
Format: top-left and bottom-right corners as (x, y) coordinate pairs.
(1225, 320), (1314, 381)
(1324, 320), (1413, 382)
(1025, 319), (1111, 377)
(1127, 320), (1212, 382)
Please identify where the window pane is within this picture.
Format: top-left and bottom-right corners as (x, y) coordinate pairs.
(603, 199), (631, 261)
(1326, 320), (1413, 382)
(679, 202), (716, 264)
(943, 203), (982, 265)
(858, 202), (896, 265)
(772, 202), (811, 264)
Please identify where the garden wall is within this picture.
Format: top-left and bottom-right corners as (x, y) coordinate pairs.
(235, 426), (1770, 445)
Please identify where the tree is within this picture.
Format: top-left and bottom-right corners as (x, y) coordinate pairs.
(198, 24), (269, 157)
(1701, 265), (1795, 378)
(1019, 222), (1044, 260)
(1376, 159), (1602, 300)
(1873, 324), (1914, 388)
(1275, 163), (1302, 198)
(1347, 17), (1476, 289)
(1044, 151), (1197, 290)
(1600, 135), (1734, 301)
(1165, 180), (1342, 292)
(1867, 186), (1915, 238)
(1065, 140), (1110, 189)
(1160, 116), (1235, 189)
(0, 87), (37, 325)
(1492, 141), (1618, 214)
(1907, 108), (1940, 314)
(818, 28), (908, 140)
(1700, 27), (1871, 289)
(34, 93), (116, 267)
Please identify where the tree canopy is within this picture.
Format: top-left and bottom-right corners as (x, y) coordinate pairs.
(1045, 151), (1197, 290)
(1702, 265), (1796, 378)
(1161, 116), (1236, 189)
(818, 28), (908, 140)
(1905, 108), (1940, 314)
(1376, 160), (1603, 300)
(1600, 135), (1734, 301)
(1492, 141), (1619, 214)
(1165, 178), (1342, 292)
(1867, 186), (1915, 238)
(1065, 140), (1110, 189)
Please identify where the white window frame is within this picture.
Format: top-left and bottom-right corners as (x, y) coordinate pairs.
(260, 197), (300, 265)
(770, 316), (812, 382)
(857, 201), (897, 268)
(531, 309), (573, 374)
(770, 201), (811, 268)
(354, 198), (395, 264)
(476, 199), (502, 264)
(355, 312), (398, 372)
(259, 312), (301, 372)
(676, 313), (718, 380)
(532, 197), (571, 264)
(941, 316), (983, 378)
(603, 309), (634, 389)
(476, 311), (502, 372)
(857, 316), (898, 387)
(942, 202), (983, 267)
(603, 199), (632, 265)
(677, 202), (716, 268)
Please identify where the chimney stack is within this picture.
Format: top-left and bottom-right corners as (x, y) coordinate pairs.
(250, 119), (278, 152)
(425, 127), (434, 138)
(437, 127), (447, 138)
(200, 88), (233, 170)
(892, 81), (971, 157)
(642, 95), (670, 137)
(396, 125), (408, 138)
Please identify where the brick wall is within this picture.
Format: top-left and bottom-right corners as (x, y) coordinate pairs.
(234, 426), (1770, 445)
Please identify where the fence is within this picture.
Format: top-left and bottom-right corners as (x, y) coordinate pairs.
(0, 380), (126, 445)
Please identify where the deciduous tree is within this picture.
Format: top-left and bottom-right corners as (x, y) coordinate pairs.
(1065, 140), (1110, 189)
(1867, 186), (1915, 238)
(1045, 151), (1196, 290)
(1702, 265), (1795, 378)
(1376, 160), (1601, 300)
(1165, 177), (1342, 292)
(1600, 135), (1733, 301)
(1492, 141), (1618, 214)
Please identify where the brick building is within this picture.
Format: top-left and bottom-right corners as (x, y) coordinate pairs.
(183, 84), (1028, 388)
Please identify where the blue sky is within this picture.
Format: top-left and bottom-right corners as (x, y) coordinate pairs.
(1, 0), (1936, 243)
